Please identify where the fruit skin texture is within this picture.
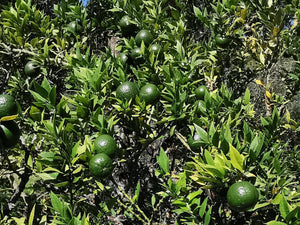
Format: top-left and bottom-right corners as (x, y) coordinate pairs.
(116, 81), (139, 101)
(227, 181), (259, 212)
(0, 94), (18, 119)
(139, 83), (160, 104)
(195, 85), (208, 100)
(0, 120), (20, 150)
(94, 134), (117, 156)
(215, 34), (230, 47)
(135, 29), (154, 46)
(24, 61), (40, 77)
(89, 153), (113, 178)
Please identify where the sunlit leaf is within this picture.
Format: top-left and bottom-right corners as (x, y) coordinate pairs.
(229, 144), (244, 172)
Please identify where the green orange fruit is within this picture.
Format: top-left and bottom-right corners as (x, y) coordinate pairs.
(149, 44), (161, 54)
(89, 153), (114, 178)
(119, 15), (137, 35)
(215, 34), (231, 47)
(118, 52), (129, 65)
(135, 29), (154, 46)
(24, 61), (40, 77)
(130, 47), (143, 64)
(227, 181), (259, 212)
(0, 94), (18, 119)
(0, 120), (20, 150)
(139, 83), (160, 104)
(195, 85), (208, 100)
(94, 134), (117, 156)
(116, 81), (139, 101)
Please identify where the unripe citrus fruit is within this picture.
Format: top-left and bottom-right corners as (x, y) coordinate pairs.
(119, 15), (137, 35)
(0, 120), (20, 150)
(94, 134), (117, 156)
(150, 44), (161, 54)
(215, 34), (231, 47)
(118, 52), (128, 65)
(116, 81), (139, 101)
(195, 85), (208, 100)
(130, 47), (145, 65)
(89, 153), (114, 178)
(139, 83), (160, 104)
(0, 94), (18, 119)
(135, 29), (154, 46)
(227, 181), (259, 212)
(24, 61), (40, 77)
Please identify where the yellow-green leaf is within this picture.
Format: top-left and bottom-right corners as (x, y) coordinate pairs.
(12, 217), (26, 225)
(0, 114), (18, 121)
(28, 204), (36, 225)
(255, 79), (265, 87)
(260, 52), (265, 65)
(266, 91), (272, 99)
(229, 144), (244, 172)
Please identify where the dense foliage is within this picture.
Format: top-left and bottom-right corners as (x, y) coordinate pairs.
(0, 0), (299, 224)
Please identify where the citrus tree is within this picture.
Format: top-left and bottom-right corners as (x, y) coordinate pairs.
(0, 0), (299, 224)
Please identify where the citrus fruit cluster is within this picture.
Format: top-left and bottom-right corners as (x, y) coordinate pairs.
(227, 181), (259, 212)
(118, 15), (161, 66)
(89, 134), (118, 178)
(0, 94), (20, 150)
(116, 81), (160, 104)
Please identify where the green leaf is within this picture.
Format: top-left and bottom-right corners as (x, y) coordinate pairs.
(199, 196), (208, 218)
(204, 206), (212, 225)
(279, 196), (291, 219)
(272, 193), (283, 205)
(51, 191), (64, 215)
(273, 156), (282, 174)
(261, 117), (270, 126)
(266, 221), (287, 225)
(41, 77), (52, 93)
(49, 86), (57, 106)
(224, 124), (233, 144)
(243, 88), (251, 104)
(157, 148), (169, 174)
(204, 150), (214, 166)
(193, 6), (202, 20)
(132, 181), (140, 203)
(33, 81), (48, 98)
(249, 133), (264, 161)
(12, 217), (26, 225)
(229, 143), (244, 172)
(285, 206), (300, 223)
(30, 91), (48, 105)
(187, 190), (203, 201)
(37, 172), (59, 181)
(205, 165), (225, 179)
(194, 124), (209, 144)
(28, 204), (36, 225)
(151, 195), (156, 207)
